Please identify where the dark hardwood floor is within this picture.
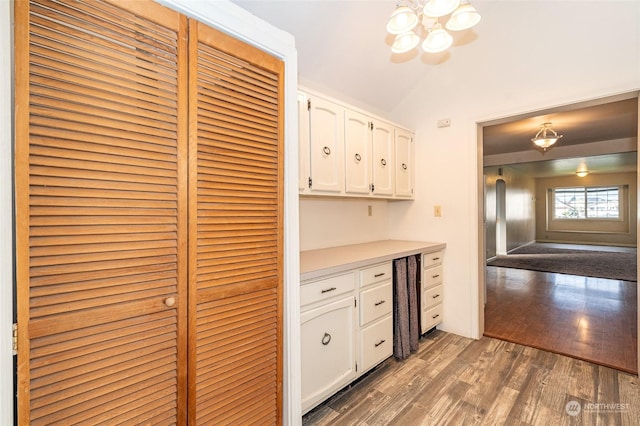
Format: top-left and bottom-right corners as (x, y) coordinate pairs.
(484, 265), (638, 374)
(303, 330), (640, 425)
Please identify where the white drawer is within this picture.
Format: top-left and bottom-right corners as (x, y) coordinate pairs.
(424, 284), (443, 310)
(423, 250), (444, 268)
(422, 304), (443, 333)
(360, 315), (392, 373)
(301, 272), (356, 307)
(359, 281), (392, 326)
(423, 265), (443, 288)
(360, 262), (392, 287)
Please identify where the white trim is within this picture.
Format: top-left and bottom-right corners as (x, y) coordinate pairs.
(1, 0), (14, 423)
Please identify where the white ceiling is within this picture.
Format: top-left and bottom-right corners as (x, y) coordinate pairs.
(231, 0), (638, 177)
(232, 0), (439, 115)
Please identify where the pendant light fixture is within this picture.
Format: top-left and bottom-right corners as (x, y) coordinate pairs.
(531, 122), (563, 151)
(386, 0), (481, 55)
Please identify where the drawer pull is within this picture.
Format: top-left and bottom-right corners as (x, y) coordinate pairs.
(321, 332), (331, 345)
(432, 257), (440, 261)
(432, 314), (440, 319)
(374, 339), (386, 348)
(374, 272), (386, 278)
(432, 274), (440, 279)
(374, 300), (386, 306)
(355, 153), (361, 162)
(322, 146), (331, 156)
(432, 294), (440, 299)
(380, 158), (387, 166)
(321, 287), (337, 294)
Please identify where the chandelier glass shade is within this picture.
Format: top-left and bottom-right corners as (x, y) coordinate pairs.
(387, 0), (481, 54)
(422, 22), (453, 53)
(531, 122), (563, 151)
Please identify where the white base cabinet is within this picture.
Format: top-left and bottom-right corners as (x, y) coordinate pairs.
(301, 294), (356, 413)
(421, 250), (444, 333)
(358, 263), (393, 373)
(301, 262), (393, 414)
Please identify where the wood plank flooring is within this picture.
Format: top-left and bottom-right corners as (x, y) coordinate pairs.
(484, 266), (638, 374)
(302, 330), (640, 425)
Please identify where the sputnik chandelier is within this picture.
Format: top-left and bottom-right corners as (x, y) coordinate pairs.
(386, 0), (481, 54)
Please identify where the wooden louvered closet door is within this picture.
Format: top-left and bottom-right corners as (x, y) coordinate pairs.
(14, 0), (189, 423)
(188, 21), (284, 424)
(15, 0), (283, 424)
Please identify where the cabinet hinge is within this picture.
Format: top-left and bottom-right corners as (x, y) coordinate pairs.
(355, 362), (358, 373)
(369, 122), (373, 131)
(307, 99), (311, 111)
(308, 177), (312, 189)
(370, 183), (375, 193)
(354, 297), (357, 308)
(12, 323), (17, 356)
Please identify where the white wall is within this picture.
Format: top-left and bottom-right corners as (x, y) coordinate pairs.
(387, 1), (640, 339)
(300, 198), (390, 251)
(0, 1), (13, 423)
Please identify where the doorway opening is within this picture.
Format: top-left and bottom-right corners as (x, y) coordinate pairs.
(477, 91), (639, 374)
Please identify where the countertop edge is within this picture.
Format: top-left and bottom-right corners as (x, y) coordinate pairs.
(300, 240), (446, 282)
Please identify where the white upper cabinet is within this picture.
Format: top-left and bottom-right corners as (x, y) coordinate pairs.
(299, 88), (414, 200)
(394, 128), (414, 198)
(298, 92), (310, 192)
(371, 122), (394, 197)
(344, 109), (372, 195)
(308, 95), (345, 194)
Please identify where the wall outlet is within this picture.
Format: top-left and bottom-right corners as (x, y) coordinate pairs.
(434, 205), (442, 217)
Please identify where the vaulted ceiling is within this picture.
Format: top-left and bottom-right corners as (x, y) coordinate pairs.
(232, 1), (638, 177)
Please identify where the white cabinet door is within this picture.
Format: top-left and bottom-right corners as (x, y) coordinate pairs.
(395, 128), (414, 198)
(301, 295), (356, 413)
(298, 92), (310, 192)
(308, 96), (344, 193)
(344, 109), (371, 195)
(371, 122), (394, 196)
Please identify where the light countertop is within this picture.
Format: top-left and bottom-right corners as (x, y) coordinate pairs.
(300, 239), (446, 282)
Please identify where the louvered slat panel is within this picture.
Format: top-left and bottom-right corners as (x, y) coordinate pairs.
(190, 20), (283, 424)
(16, 0), (186, 424)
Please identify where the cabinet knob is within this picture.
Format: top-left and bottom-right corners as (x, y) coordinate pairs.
(322, 146), (331, 156)
(380, 158), (387, 166)
(354, 153), (361, 162)
(402, 163), (407, 170)
(164, 297), (176, 307)
(321, 332), (332, 345)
